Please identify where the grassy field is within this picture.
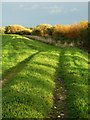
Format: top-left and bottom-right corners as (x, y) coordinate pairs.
(1, 34), (89, 118)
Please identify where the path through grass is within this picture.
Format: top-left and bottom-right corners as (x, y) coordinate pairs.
(58, 48), (89, 118)
(1, 34), (89, 118)
(2, 34), (60, 118)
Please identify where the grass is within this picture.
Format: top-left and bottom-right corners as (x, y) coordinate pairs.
(1, 34), (89, 118)
(2, 34), (38, 76)
(2, 34), (60, 118)
(57, 48), (89, 118)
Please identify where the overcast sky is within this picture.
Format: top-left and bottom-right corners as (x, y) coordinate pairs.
(2, 2), (88, 27)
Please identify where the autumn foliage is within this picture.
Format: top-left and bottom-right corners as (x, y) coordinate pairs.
(5, 25), (32, 35)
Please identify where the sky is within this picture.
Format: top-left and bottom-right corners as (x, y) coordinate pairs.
(1, 2), (88, 27)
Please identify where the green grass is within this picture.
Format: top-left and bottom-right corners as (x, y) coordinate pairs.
(1, 34), (89, 118)
(2, 34), (60, 118)
(2, 34), (38, 76)
(57, 48), (89, 118)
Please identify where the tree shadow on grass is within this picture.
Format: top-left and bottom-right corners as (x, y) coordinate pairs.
(57, 49), (88, 118)
(2, 87), (52, 118)
(2, 52), (57, 118)
(2, 34), (61, 118)
(49, 48), (88, 119)
(2, 51), (40, 86)
(11, 35), (58, 52)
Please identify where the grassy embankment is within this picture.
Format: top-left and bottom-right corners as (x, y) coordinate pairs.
(1, 34), (89, 118)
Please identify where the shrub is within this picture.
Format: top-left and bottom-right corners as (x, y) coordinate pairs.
(51, 25), (66, 43)
(35, 24), (52, 37)
(51, 21), (88, 45)
(5, 25), (27, 34)
(46, 27), (53, 36)
(16, 29), (32, 35)
(31, 27), (42, 36)
(0, 27), (5, 34)
(79, 22), (89, 50)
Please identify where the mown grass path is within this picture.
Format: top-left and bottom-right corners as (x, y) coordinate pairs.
(1, 34), (89, 119)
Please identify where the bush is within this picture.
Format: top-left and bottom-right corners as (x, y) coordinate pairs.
(31, 27), (42, 36)
(35, 24), (52, 37)
(51, 22), (88, 45)
(51, 25), (67, 43)
(0, 27), (5, 34)
(16, 29), (32, 35)
(46, 27), (53, 36)
(5, 25), (27, 34)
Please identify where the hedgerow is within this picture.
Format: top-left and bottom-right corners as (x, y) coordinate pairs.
(3, 21), (89, 51)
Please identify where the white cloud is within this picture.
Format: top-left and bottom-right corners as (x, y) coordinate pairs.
(30, 4), (39, 10)
(18, 4), (64, 14)
(46, 6), (64, 14)
(50, 8), (62, 14)
(19, 4), (39, 10)
(70, 8), (79, 12)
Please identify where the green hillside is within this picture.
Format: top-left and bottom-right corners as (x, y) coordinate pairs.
(1, 34), (89, 118)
